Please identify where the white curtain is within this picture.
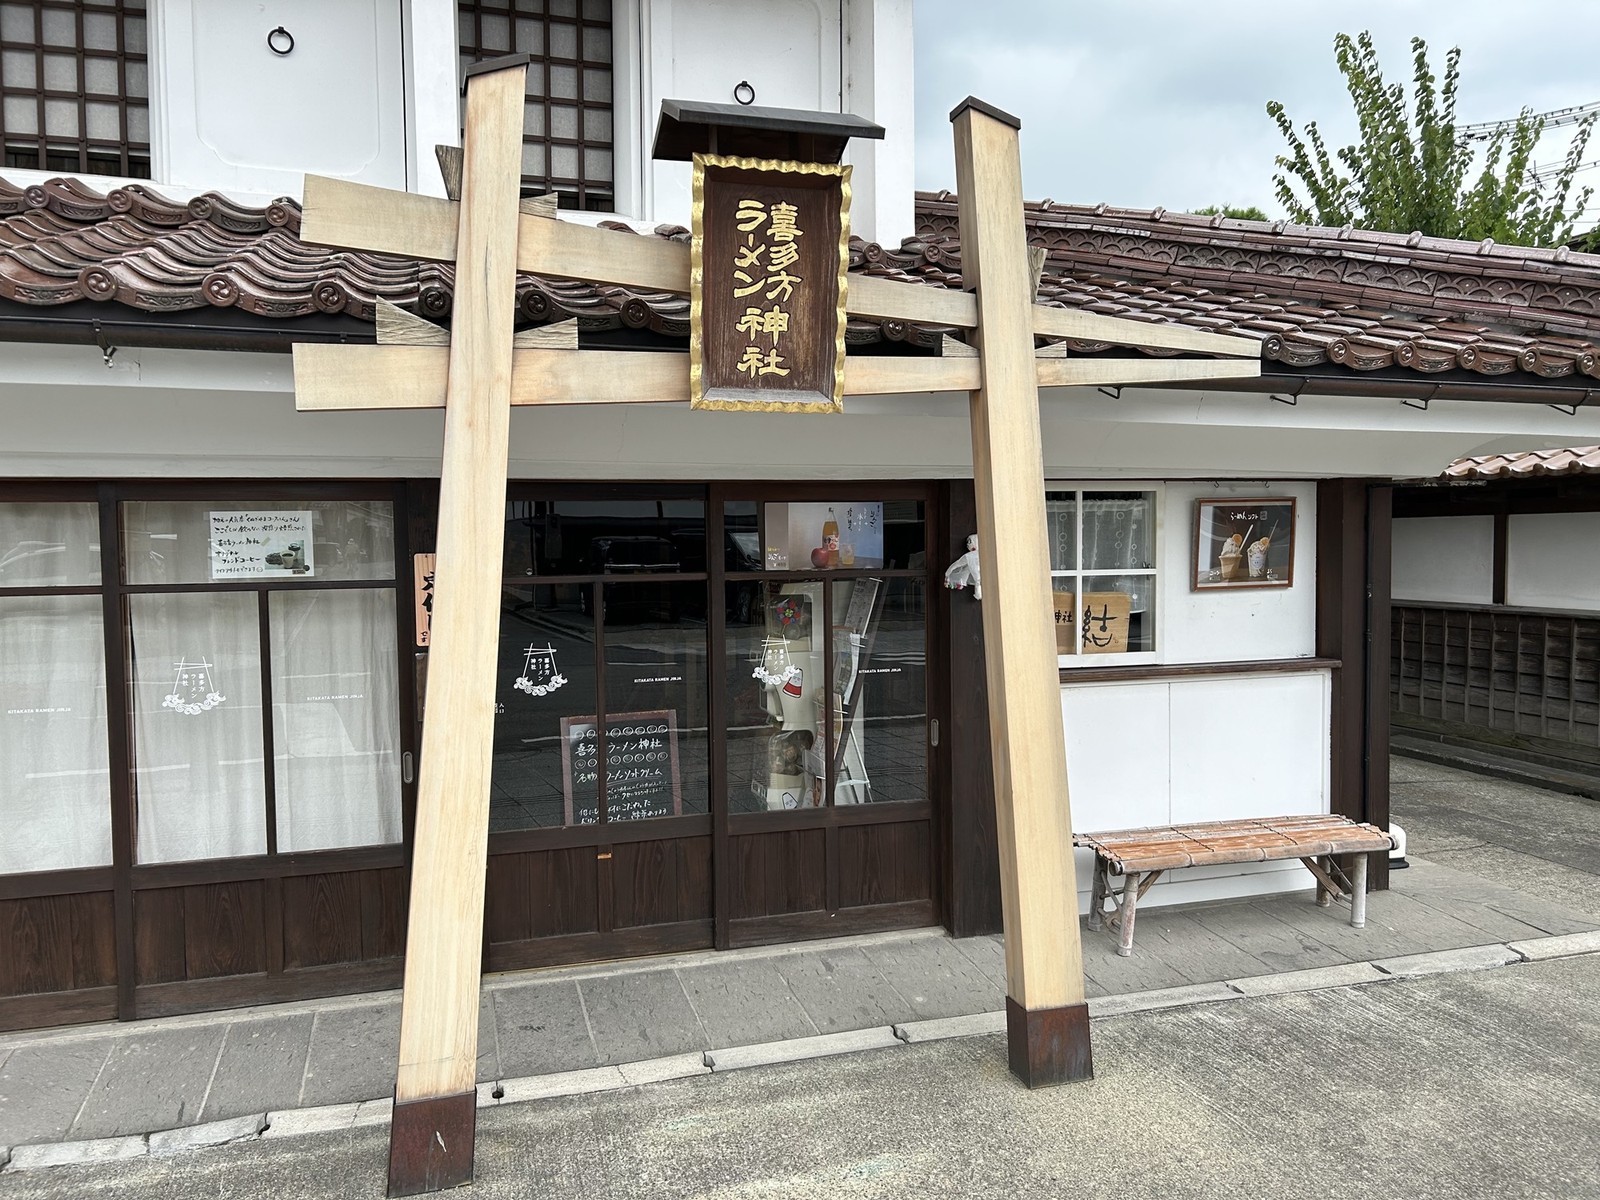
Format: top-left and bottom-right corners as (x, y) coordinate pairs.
(130, 591), (268, 863)
(1080, 495), (1155, 572)
(271, 589), (402, 851)
(0, 502), (100, 586)
(0, 596), (111, 873)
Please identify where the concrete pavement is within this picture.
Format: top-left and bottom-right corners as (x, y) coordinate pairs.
(2, 756), (1598, 1186)
(3, 950), (1596, 1198)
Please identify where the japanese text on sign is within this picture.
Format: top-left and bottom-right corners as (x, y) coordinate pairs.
(731, 198), (805, 380)
(208, 511), (315, 580)
(561, 711), (683, 825)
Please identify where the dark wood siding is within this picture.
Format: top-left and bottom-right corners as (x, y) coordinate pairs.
(1393, 602), (1600, 763)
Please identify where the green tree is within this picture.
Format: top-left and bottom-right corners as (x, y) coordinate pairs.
(1192, 204), (1271, 221)
(1267, 32), (1595, 246)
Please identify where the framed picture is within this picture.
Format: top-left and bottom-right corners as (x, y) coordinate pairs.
(1193, 498), (1296, 590)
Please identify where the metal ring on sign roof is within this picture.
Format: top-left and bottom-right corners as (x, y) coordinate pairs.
(733, 80), (756, 106)
(267, 26), (294, 56)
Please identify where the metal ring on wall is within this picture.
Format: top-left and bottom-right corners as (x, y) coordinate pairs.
(267, 26), (294, 56)
(733, 80), (755, 106)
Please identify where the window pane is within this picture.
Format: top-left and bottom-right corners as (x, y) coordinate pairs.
(271, 590), (401, 851)
(548, 20), (576, 58)
(84, 57), (118, 95)
(1046, 492), (1077, 571)
(123, 500), (395, 584)
(489, 583), (596, 829)
(830, 578), (925, 804)
(1081, 491), (1155, 571)
(723, 501), (760, 571)
(0, 502), (101, 587)
(0, 595), (110, 873)
(0, 6), (35, 41)
(39, 8), (74, 45)
(759, 501), (923, 571)
(726, 580), (825, 812)
(130, 592), (267, 863)
(83, 12), (117, 50)
(599, 580), (707, 820)
(502, 497), (704, 577)
(1079, 574), (1156, 654)
(2, 93), (37, 135)
(2, 48), (38, 89)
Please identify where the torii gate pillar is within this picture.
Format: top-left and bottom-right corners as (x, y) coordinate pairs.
(952, 97), (1092, 1084)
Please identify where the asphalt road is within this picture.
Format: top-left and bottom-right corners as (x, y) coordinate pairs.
(6, 952), (1596, 1200)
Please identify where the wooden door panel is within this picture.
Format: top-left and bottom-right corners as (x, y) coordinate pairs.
(728, 829), (826, 920)
(612, 836), (712, 929)
(0, 891), (115, 996)
(838, 821), (931, 909)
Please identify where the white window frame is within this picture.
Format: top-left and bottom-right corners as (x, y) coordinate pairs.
(1048, 481), (1163, 669)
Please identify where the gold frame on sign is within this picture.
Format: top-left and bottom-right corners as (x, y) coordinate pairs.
(689, 152), (851, 413)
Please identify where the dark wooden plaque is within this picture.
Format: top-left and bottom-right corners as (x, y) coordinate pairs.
(690, 153), (850, 413)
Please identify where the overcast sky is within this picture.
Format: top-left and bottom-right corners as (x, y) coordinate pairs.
(913, 1), (1600, 224)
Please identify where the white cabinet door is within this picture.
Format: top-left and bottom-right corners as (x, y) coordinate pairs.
(645, 0), (842, 223)
(1167, 674), (1329, 825)
(1062, 681), (1171, 832)
(156, 0), (407, 196)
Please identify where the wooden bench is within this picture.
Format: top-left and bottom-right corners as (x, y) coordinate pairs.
(1074, 815), (1394, 957)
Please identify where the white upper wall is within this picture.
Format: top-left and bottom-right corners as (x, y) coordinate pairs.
(3, 0), (917, 242)
(1391, 515), (1495, 605)
(1507, 512), (1600, 612)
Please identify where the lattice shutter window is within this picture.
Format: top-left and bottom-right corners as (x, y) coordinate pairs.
(0, 0), (150, 178)
(458, 0), (613, 211)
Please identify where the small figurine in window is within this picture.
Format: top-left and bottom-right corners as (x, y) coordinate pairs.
(943, 534), (981, 599)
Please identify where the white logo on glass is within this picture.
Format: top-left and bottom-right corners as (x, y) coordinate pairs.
(163, 658), (226, 715)
(513, 645), (568, 697)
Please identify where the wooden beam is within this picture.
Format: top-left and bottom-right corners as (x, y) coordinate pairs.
(295, 343), (1262, 410)
(1036, 356), (1261, 388)
(434, 144), (557, 216)
(301, 174), (1258, 359)
(385, 60), (526, 1198)
(1031, 305), (1262, 358)
(293, 346), (984, 410)
(951, 98), (1090, 1087)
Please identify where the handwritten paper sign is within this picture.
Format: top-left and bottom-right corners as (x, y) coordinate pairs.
(690, 154), (850, 413)
(560, 710), (682, 825)
(413, 553), (436, 647)
(208, 511), (315, 580)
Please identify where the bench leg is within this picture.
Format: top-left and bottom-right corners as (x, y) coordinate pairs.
(1087, 859), (1107, 931)
(1116, 872), (1140, 957)
(1349, 852), (1368, 929)
(1315, 855), (1333, 907)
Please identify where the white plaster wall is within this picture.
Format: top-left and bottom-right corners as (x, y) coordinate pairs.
(1063, 670), (1331, 912)
(1156, 482), (1317, 664)
(10, 348), (1600, 482)
(1507, 512), (1600, 611)
(1391, 515), (1494, 604)
(151, 0), (409, 197)
(841, 0), (915, 245)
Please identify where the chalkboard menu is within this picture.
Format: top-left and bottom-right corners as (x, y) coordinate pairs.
(560, 709), (682, 825)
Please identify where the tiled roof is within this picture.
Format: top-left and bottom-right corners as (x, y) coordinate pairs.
(1443, 446), (1600, 479)
(7, 174), (1600, 389)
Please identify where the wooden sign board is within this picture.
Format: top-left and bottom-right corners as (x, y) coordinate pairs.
(690, 153), (850, 413)
(413, 553), (436, 647)
(1052, 591), (1132, 655)
(560, 709), (683, 824)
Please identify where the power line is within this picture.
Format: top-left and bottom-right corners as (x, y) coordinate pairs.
(1458, 101), (1600, 142)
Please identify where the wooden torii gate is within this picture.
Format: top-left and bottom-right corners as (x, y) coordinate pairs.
(292, 58), (1260, 1196)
